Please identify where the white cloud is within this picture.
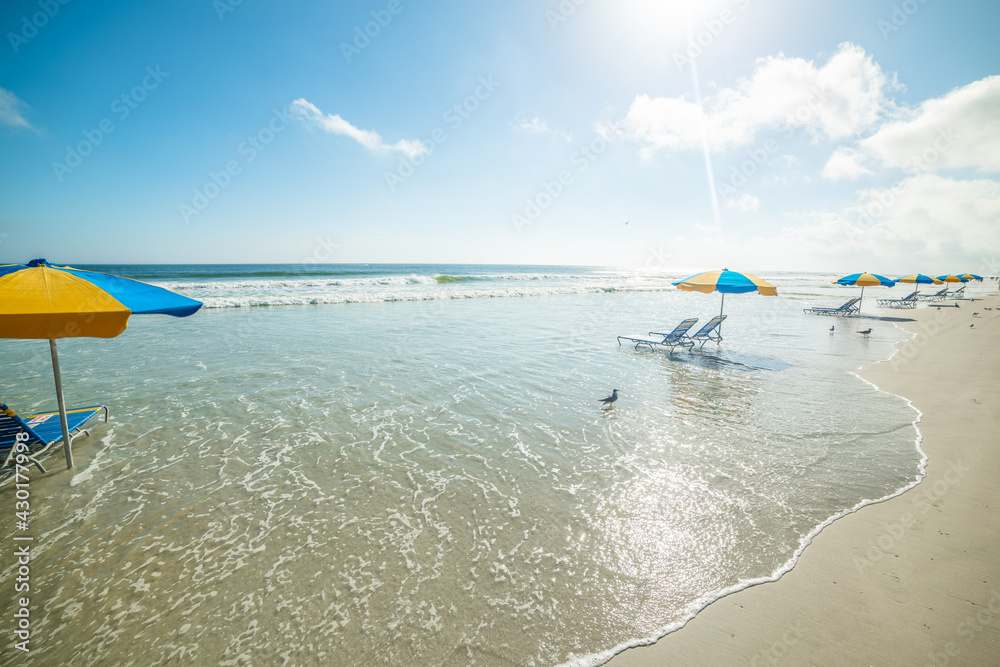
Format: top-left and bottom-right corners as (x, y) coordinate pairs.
(0, 87), (34, 130)
(822, 147), (873, 180)
(511, 114), (550, 133)
(611, 43), (893, 155)
(724, 193), (760, 212)
(662, 174), (1000, 272)
(290, 98), (427, 159)
(855, 75), (1000, 174)
(510, 112), (572, 142)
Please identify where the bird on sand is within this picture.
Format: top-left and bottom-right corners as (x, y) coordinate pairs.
(598, 389), (619, 406)
(857, 328), (872, 336)
(829, 325), (835, 333)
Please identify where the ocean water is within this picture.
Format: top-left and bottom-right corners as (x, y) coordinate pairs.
(2, 265), (979, 666)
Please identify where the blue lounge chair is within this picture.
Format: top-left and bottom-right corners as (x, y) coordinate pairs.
(803, 297), (861, 316)
(1, 403), (108, 473)
(876, 291), (918, 309)
(915, 288), (948, 302)
(618, 318), (698, 352)
(944, 286), (966, 299)
(683, 315), (727, 348)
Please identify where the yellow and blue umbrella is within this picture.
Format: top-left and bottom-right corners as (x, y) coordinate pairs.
(833, 272), (895, 309)
(960, 273), (982, 282)
(0, 258), (202, 468)
(936, 274), (968, 283)
(672, 268), (777, 333)
(896, 274), (943, 285)
(895, 274), (942, 297)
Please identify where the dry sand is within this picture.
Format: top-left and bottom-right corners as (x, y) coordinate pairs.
(609, 295), (1000, 667)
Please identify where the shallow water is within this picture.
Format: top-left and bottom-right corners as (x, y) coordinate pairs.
(0, 268), (935, 665)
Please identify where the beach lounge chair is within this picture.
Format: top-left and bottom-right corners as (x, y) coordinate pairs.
(876, 291), (919, 309)
(683, 315), (727, 348)
(915, 288), (948, 301)
(945, 286), (966, 299)
(618, 318), (698, 352)
(1, 402), (108, 473)
(803, 297), (861, 316)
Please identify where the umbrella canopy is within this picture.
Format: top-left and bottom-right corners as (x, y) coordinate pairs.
(672, 269), (777, 334)
(672, 268), (778, 295)
(0, 259), (202, 468)
(960, 273), (983, 282)
(833, 272), (895, 310)
(936, 274), (968, 283)
(834, 272), (896, 287)
(896, 274), (943, 285)
(0, 258), (201, 339)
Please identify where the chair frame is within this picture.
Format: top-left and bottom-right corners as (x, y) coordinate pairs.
(1, 404), (108, 473)
(876, 291), (919, 309)
(803, 297), (861, 316)
(618, 318), (698, 352)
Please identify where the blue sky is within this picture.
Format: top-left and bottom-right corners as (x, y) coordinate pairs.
(1, 0), (998, 272)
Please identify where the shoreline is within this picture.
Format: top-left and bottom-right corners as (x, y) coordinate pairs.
(606, 295), (1000, 666)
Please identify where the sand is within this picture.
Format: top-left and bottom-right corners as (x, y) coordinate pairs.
(608, 294), (1000, 666)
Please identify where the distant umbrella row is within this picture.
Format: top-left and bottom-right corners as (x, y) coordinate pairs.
(668, 268), (986, 320)
(833, 272), (984, 307)
(834, 272), (984, 288)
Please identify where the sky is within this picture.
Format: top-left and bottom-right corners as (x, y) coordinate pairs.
(1, 0), (998, 274)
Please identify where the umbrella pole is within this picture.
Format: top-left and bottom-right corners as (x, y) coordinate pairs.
(719, 292), (726, 335)
(860, 285), (865, 312)
(49, 339), (74, 469)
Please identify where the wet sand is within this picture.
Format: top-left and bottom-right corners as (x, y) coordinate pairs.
(609, 294), (1000, 666)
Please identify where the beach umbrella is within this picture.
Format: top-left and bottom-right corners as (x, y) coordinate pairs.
(960, 273), (983, 282)
(895, 274), (942, 297)
(833, 272), (895, 309)
(0, 258), (202, 468)
(896, 274), (943, 285)
(672, 268), (777, 334)
(936, 274), (968, 283)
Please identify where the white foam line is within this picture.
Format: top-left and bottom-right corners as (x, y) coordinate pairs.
(566, 322), (929, 667)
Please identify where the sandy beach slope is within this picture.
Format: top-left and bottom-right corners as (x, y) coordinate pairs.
(609, 295), (1000, 666)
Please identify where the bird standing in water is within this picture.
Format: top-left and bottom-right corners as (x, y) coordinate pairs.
(857, 328), (872, 336)
(598, 389), (619, 407)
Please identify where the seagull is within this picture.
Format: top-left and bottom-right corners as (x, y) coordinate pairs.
(857, 328), (872, 336)
(973, 312), (979, 317)
(598, 389), (619, 406)
(829, 325), (835, 333)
